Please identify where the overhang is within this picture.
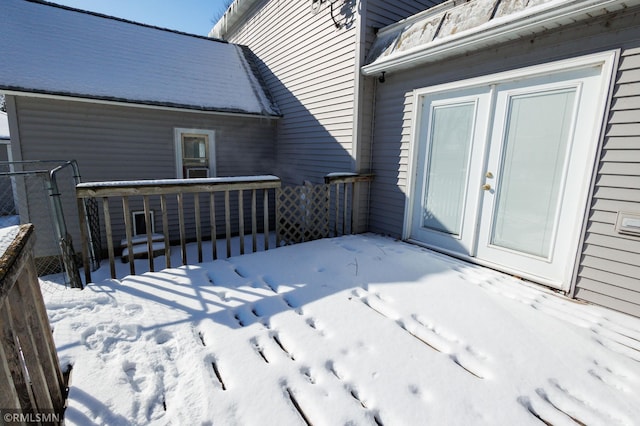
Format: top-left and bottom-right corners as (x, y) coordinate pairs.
(363, 0), (640, 76)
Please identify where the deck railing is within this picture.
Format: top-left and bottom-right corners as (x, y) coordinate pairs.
(76, 174), (373, 283)
(0, 224), (66, 421)
(76, 176), (281, 284)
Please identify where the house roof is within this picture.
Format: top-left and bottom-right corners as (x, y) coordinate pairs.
(0, 112), (9, 141)
(363, 0), (640, 75)
(0, 0), (280, 117)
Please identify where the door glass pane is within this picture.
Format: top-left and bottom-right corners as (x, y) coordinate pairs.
(491, 88), (576, 257)
(422, 102), (475, 235)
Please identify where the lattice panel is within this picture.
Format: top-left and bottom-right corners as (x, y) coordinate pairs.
(277, 184), (330, 246)
(84, 197), (102, 270)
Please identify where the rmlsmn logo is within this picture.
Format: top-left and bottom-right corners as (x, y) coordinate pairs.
(1, 409), (62, 424)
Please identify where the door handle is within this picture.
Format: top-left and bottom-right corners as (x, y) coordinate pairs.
(482, 183), (492, 191)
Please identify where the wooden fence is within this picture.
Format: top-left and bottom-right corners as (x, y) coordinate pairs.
(0, 224), (66, 421)
(76, 174), (373, 284)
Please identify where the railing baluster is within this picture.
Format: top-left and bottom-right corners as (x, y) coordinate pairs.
(350, 182), (355, 234)
(342, 182), (348, 236)
(252, 189), (257, 253)
(239, 189), (245, 255)
(143, 195), (154, 272)
(122, 196), (135, 275)
(195, 193), (202, 263)
(334, 183), (340, 237)
(276, 188), (282, 248)
(177, 193), (186, 266)
(225, 191), (231, 258)
(210, 193), (217, 260)
(160, 194), (171, 269)
(264, 189), (269, 251)
(102, 197), (116, 279)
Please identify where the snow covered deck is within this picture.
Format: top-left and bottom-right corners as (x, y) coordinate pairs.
(42, 234), (640, 425)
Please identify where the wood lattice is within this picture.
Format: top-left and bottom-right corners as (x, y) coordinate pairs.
(277, 184), (330, 246)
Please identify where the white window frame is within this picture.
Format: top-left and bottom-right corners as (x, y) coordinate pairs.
(174, 128), (216, 179)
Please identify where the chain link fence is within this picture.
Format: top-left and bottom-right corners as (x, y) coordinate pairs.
(0, 160), (83, 287)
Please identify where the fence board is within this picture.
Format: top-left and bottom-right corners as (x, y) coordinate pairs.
(0, 224), (66, 419)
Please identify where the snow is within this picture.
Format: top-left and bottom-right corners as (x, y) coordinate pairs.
(41, 234), (640, 425)
(76, 175), (280, 188)
(365, 0), (586, 68)
(0, 224), (20, 257)
(0, 0), (280, 117)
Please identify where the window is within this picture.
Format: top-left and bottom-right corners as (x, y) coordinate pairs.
(174, 128), (216, 178)
(132, 210), (154, 236)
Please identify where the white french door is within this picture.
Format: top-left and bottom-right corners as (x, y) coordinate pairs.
(409, 87), (491, 255)
(408, 56), (612, 288)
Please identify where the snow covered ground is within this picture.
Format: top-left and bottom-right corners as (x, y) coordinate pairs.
(41, 234), (640, 425)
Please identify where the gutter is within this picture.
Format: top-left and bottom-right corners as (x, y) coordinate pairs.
(362, 0), (640, 76)
(0, 88), (282, 120)
(209, 0), (264, 39)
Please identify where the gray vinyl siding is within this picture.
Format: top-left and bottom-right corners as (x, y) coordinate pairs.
(574, 45), (640, 317)
(0, 143), (13, 216)
(367, 7), (640, 316)
(14, 97), (276, 182)
(12, 96), (277, 257)
(221, 0), (359, 185)
(356, 1), (444, 231)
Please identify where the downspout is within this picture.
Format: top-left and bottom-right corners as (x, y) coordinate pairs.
(351, 0), (368, 232)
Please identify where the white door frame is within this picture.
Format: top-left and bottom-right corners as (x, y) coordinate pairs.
(403, 51), (618, 290)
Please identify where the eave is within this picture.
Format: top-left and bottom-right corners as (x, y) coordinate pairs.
(362, 0), (640, 76)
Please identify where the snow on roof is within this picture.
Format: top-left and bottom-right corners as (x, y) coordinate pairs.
(42, 234), (640, 424)
(0, 111), (9, 140)
(363, 0), (640, 75)
(0, 0), (280, 117)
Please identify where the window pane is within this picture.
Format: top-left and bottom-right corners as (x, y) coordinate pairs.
(182, 135), (208, 165)
(491, 88), (576, 257)
(422, 102), (475, 235)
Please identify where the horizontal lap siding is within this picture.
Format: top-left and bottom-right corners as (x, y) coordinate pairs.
(224, 0), (358, 185)
(13, 96), (276, 255)
(575, 46), (640, 317)
(15, 97), (276, 181)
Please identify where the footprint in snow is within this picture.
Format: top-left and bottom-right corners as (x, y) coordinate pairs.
(81, 323), (140, 353)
